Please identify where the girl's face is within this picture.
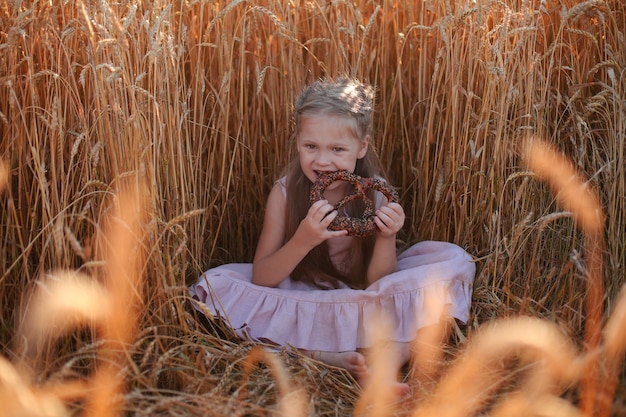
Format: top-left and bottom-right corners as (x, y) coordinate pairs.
(297, 114), (369, 188)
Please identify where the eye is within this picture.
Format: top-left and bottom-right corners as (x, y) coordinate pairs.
(332, 147), (345, 153)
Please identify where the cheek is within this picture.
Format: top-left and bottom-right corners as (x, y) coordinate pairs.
(298, 151), (312, 165)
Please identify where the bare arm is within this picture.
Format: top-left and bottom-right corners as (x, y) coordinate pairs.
(252, 183), (347, 287)
(366, 202), (405, 285)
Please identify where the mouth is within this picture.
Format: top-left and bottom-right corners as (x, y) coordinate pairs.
(314, 170), (331, 179)
(314, 170), (337, 178)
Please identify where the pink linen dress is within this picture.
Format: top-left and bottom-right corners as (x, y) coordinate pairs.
(190, 182), (476, 352)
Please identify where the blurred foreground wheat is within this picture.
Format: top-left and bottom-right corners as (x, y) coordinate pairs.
(1, 183), (145, 417)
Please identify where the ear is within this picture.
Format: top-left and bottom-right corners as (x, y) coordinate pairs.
(357, 136), (370, 159)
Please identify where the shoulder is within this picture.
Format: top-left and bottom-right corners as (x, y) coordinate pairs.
(275, 176), (287, 196)
(265, 178), (287, 213)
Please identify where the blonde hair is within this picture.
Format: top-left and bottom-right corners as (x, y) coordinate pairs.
(282, 77), (386, 289)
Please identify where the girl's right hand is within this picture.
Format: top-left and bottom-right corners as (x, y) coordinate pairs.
(294, 200), (348, 247)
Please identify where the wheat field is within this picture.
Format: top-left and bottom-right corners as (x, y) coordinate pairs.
(0, 0), (625, 416)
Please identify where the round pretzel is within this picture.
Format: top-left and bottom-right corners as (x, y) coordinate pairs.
(309, 170), (399, 237)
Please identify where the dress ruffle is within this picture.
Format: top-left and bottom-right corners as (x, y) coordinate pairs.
(190, 240), (475, 352)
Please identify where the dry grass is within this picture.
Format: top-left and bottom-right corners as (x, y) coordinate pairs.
(0, 0), (624, 416)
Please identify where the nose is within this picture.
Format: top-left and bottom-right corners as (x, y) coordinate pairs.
(316, 150), (332, 166)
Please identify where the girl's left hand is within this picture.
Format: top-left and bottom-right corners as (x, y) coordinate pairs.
(374, 202), (405, 237)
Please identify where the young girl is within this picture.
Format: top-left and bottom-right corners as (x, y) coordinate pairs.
(190, 77), (475, 392)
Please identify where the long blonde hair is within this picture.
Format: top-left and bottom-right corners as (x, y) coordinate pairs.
(282, 77), (386, 289)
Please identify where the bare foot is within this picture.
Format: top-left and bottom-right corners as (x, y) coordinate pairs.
(391, 381), (411, 397)
(303, 350), (410, 398)
(303, 350), (368, 380)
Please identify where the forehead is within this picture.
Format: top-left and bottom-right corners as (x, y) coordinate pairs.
(297, 113), (359, 141)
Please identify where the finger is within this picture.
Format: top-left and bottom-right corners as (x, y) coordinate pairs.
(309, 199), (328, 212)
(384, 202), (404, 216)
(377, 205), (405, 226)
(380, 203), (400, 213)
(374, 216), (389, 230)
(327, 229), (349, 238)
(310, 200), (334, 220)
(323, 209), (346, 226)
(320, 206), (340, 223)
(375, 209), (392, 225)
